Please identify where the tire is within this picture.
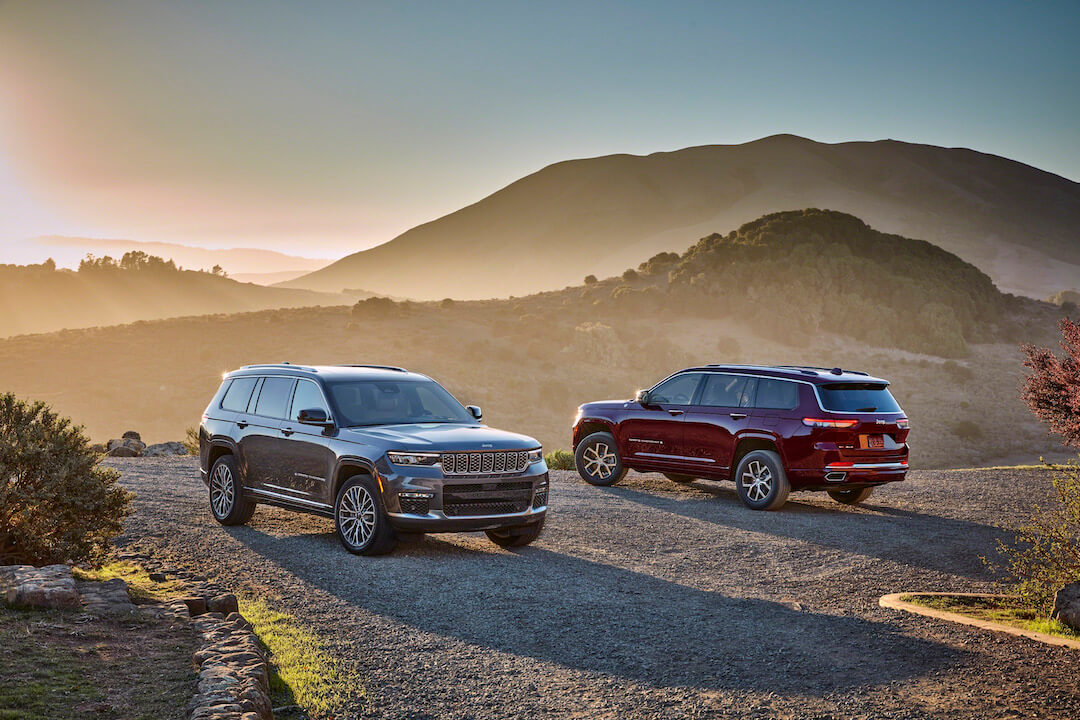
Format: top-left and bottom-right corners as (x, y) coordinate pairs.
(664, 473), (696, 484)
(734, 450), (790, 511)
(208, 455), (256, 526)
(486, 520), (544, 548)
(828, 487), (874, 505)
(334, 475), (397, 555)
(575, 432), (628, 486)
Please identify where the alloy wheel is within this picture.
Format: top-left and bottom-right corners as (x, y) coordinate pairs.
(339, 484), (377, 549)
(741, 460), (773, 502)
(582, 441), (617, 480)
(210, 463), (235, 518)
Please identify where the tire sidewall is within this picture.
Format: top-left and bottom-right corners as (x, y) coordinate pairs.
(575, 432), (625, 486)
(334, 475), (388, 554)
(735, 450), (789, 510)
(209, 455), (239, 522)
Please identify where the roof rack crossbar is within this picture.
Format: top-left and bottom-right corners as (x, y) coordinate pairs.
(241, 363), (318, 372)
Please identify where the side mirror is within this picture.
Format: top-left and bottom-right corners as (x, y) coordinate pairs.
(297, 408), (333, 427)
(466, 405), (483, 421)
(635, 389), (651, 405)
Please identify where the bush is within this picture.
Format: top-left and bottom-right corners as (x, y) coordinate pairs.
(544, 449), (575, 471)
(1022, 318), (1080, 447)
(991, 462), (1080, 614)
(183, 426), (200, 456)
(584, 274), (597, 285)
(0, 393), (133, 567)
(621, 268), (639, 282)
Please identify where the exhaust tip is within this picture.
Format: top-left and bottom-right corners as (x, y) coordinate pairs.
(825, 471), (848, 482)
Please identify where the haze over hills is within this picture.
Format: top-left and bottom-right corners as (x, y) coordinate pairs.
(1, 210), (1068, 468)
(30, 236), (329, 284)
(281, 135), (1080, 300)
(0, 253), (352, 338)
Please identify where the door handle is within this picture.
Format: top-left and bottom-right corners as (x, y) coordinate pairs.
(235, 421), (248, 429)
(729, 413), (747, 420)
(281, 427), (294, 436)
(667, 409), (684, 416)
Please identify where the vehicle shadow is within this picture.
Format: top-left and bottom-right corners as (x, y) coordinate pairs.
(598, 480), (1001, 581)
(231, 527), (965, 694)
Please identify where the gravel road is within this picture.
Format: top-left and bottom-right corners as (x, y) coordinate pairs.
(110, 458), (1080, 719)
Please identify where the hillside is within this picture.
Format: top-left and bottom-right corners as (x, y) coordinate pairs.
(0, 253), (349, 338)
(0, 211), (1068, 469)
(281, 134), (1080, 300)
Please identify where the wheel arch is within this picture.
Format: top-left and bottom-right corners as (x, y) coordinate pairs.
(573, 418), (617, 450)
(331, 457), (379, 505)
(731, 433), (786, 478)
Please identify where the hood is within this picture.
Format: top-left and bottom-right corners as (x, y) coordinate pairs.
(580, 399), (633, 413)
(339, 423), (539, 452)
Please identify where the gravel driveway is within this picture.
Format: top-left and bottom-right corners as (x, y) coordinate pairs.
(111, 458), (1080, 719)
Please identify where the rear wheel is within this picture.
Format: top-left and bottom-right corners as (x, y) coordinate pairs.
(208, 455), (255, 525)
(828, 487), (874, 505)
(734, 450), (790, 511)
(664, 473), (696, 484)
(575, 432), (627, 486)
(486, 520), (544, 548)
(335, 475), (397, 555)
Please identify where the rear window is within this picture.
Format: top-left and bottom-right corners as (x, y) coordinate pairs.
(253, 377), (295, 419)
(220, 377), (257, 413)
(754, 378), (799, 410)
(817, 383), (901, 413)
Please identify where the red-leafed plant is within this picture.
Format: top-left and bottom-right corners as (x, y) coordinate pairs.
(1021, 318), (1080, 447)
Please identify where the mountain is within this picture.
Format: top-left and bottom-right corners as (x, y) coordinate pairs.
(0, 210), (1066, 469)
(0, 254), (349, 338)
(33, 237), (329, 281)
(280, 135), (1080, 300)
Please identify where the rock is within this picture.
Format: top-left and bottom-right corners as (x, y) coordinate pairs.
(1052, 582), (1080, 631)
(0, 564), (80, 608)
(77, 577), (136, 615)
(143, 441), (188, 457)
(207, 593), (239, 616)
(121, 430), (142, 441)
(181, 596), (208, 616)
(106, 437), (146, 457)
(106, 445), (140, 457)
(149, 572), (167, 582)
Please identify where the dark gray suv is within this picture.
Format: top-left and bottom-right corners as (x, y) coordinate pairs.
(198, 364), (548, 554)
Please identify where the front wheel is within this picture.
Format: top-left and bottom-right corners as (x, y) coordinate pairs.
(734, 450), (790, 511)
(486, 520), (544, 548)
(828, 487), (874, 505)
(575, 432), (627, 486)
(335, 475), (397, 555)
(208, 455), (255, 526)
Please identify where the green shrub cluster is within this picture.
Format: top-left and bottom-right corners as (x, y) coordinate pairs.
(544, 449), (575, 471)
(0, 393), (133, 567)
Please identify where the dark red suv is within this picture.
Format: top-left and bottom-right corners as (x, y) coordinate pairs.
(572, 365), (909, 510)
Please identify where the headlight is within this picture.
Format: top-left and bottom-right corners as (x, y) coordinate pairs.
(528, 448), (544, 464)
(387, 451), (441, 467)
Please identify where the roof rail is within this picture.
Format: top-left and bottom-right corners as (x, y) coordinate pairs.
(776, 365), (869, 377)
(337, 364), (408, 372)
(241, 362), (318, 373)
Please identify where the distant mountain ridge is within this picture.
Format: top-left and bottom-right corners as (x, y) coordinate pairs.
(280, 134), (1080, 300)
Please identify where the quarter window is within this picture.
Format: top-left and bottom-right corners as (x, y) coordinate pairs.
(220, 377), (257, 413)
(253, 377), (295, 419)
(649, 373), (704, 405)
(754, 379), (799, 410)
(291, 380), (329, 420)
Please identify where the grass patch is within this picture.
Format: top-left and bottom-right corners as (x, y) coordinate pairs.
(0, 604), (198, 720)
(72, 561), (188, 602)
(900, 594), (1080, 640)
(239, 598), (358, 719)
(544, 449), (575, 471)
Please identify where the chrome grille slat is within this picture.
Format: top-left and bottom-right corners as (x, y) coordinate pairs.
(441, 450), (529, 476)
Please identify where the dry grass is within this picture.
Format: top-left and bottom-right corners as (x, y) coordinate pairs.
(899, 594), (1080, 641)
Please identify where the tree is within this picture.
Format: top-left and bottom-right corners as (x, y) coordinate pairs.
(0, 393), (133, 567)
(211, 264), (226, 277)
(1021, 318), (1080, 447)
(584, 274), (597, 285)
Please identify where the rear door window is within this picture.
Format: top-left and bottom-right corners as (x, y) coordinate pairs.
(220, 377), (258, 413)
(699, 374), (752, 407)
(817, 383), (901, 413)
(754, 379), (799, 410)
(253, 377), (296, 419)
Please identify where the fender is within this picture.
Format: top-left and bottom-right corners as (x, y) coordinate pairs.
(732, 429), (788, 467)
(331, 455), (382, 508)
(572, 416), (618, 449)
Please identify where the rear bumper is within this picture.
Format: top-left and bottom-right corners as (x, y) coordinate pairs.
(790, 462), (908, 490)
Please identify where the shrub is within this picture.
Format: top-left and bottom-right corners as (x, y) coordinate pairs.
(1022, 318), (1080, 447)
(0, 393), (133, 567)
(991, 462), (1080, 614)
(440, 298), (455, 308)
(621, 268), (639, 282)
(584, 274), (597, 285)
(183, 426), (200, 455)
(544, 449), (575, 471)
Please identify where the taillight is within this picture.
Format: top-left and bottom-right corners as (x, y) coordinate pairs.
(803, 418), (859, 428)
(897, 418), (909, 429)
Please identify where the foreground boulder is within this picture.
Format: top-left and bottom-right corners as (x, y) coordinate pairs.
(106, 436), (146, 457)
(1053, 582), (1080, 631)
(0, 564), (80, 608)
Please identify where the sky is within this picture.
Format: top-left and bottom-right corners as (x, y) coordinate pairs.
(1, 0), (1078, 266)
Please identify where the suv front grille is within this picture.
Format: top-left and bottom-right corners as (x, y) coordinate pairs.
(443, 479), (535, 517)
(441, 450), (529, 476)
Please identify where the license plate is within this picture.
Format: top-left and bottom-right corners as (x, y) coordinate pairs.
(862, 434), (885, 449)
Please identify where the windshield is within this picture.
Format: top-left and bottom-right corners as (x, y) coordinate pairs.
(817, 383), (902, 413)
(327, 379), (475, 427)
